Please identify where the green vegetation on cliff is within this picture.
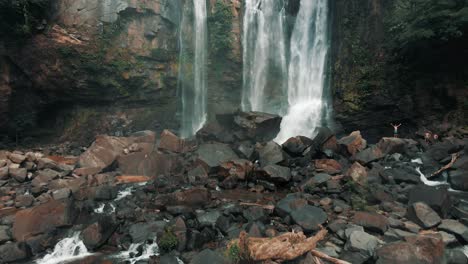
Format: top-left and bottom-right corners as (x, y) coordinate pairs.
(0, 0), (51, 36)
(208, 1), (234, 59)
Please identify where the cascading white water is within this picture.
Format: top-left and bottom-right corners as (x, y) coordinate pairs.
(275, 0), (330, 143)
(179, 0), (208, 138)
(241, 0), (288, 115)
(36, 233), (92, 264)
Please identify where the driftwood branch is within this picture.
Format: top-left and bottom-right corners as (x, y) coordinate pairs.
(239, 202), (275, 211)
(431, 152), (460, 177)
(231, 226), (328, 262)
(310, 250), (352, 264)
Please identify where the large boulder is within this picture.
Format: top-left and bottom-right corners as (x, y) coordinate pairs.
(346, 162), (368, 185)
(81, 218), (117, 249)
(282, 136), (314, 156)
(219, 159), (253, 180)
(234, 111), (282, 142)
(13, 199), (76, 241)
(78, 135), (132, 171)
(260, 165), (291, 183)
(376, 137), (408, 156)
(197, 143), (239, 172)
(158, 129), (187, 153)
(338, 131), (367, 156)
(154, 188), (211, 209)
(0, 242), (30, 263)
(314, 159), (342, 174)
(438, 219), (468, 242)
(257, 141), (286, 167)
(375, 234), (445, 264)
(408, 185), (452, 217)
(355, 146), (384, 165)
(117, 152), (181, 177)
(352, 212), (389, 234)
(407, 202), (441, 229)
(276, 193), (327, 231)
(344, 230), (381, 260)
(380, 167), (420, 184)
(79, 132), (156, 172)
(449, 169), (468, 191)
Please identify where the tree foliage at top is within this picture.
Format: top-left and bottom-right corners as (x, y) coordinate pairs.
(208, 0), (234, 59)
(387, 0), (468, 47)
(0, 0), (51, 37)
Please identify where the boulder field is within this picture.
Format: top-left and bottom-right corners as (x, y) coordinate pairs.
(0, 111), (467, 263)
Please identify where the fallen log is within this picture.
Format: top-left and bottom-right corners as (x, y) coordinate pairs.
(230, 226), (328, 262)
(310, 250), (352, 264)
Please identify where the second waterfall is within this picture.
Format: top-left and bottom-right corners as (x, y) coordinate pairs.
(179, 0), (208, 138)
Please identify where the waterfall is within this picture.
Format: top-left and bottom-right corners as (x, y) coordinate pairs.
(241, 0), (288, 115)
(275, 0), (330, 143)
(179, 0), (208, 138)
(36, 233), (91, 264)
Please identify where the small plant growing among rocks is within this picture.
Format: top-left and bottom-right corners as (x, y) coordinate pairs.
(158, 227), (178, 253)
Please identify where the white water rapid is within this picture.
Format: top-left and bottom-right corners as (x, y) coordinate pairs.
(36, 233), (92, 264)
(275, 0), (330, 143)
(241, 0), (288, 115)
(179, 0), (208, 138)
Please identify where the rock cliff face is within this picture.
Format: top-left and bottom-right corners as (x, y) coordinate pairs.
(330, 0), (467, 142)
(0, 0), (242, 145)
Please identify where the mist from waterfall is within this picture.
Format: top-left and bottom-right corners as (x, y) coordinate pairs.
(179, 0), (208, 138)
(241, 0), (288, 115)
(275, 0), (330, 143)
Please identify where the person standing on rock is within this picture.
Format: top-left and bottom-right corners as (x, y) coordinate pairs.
(391, 123), (402, 138)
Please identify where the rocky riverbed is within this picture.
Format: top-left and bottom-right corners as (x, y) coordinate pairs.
(0, 111), (467, 264)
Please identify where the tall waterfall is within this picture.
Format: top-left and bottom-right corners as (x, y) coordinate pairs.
(241, 0), (288, 115)
(179, 0), (208, 138)
(275, 0), (330, 143)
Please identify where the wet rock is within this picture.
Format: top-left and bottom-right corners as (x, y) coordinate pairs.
(0, 242), (30, 263)
(173, 217), (187, 252)
(10, 168), (27, 182)
(32, 169), (61, 188)
(381, 166), (420, 184)
(159, 129), (186, 153)
(8, 153), (26, 164)
(190, 248), (226, 264)
(15, 194), (34, 208)
(346, 162), (368, 185)
(438, 219), (468, 242)
(238, 142), (255, 159)
(426, 141), (460, 161)
(282, 136), (314, 156)
(219, 159), (253, 180)
(407, 202), (441, 228)
(376, 137), (410, 156)
(234, 111), (282, 142)
(52, 188), (72, 200)
(314, 159), (342, 174)
(375, 234), (444, 264)
(353, 212), (389, 234)
(196, 210), (222, 228)
(73, 167), (101, 177)
(155, 188), (210, 209)
(13, 199), (76, 241)
(261, 164), (291, 183)
(344, 230), (381, 259)
(338, 131), (367, 156)
(188, 165), (208, 183)
(197, 143), (239, 172)
(37, 158), (73, 172)
(257, 141), (286, 166)
(82, 218), (117, 249)
(117, 152), (181, 177)
(78, 135), (132, 171)
(129, 221), (166, 243)
(355, 145), (384, 165)
(0, 166), (8, 180)
(445, 248), (468, 264)
(408, 185), (452, 217)
(0, 225), (11, 243)
(290, 205), (327, 232)
(243, 206), (266, 222)
(449, 170), (468, 191)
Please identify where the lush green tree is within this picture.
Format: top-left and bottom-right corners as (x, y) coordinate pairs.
(387, 0), (468, 52)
